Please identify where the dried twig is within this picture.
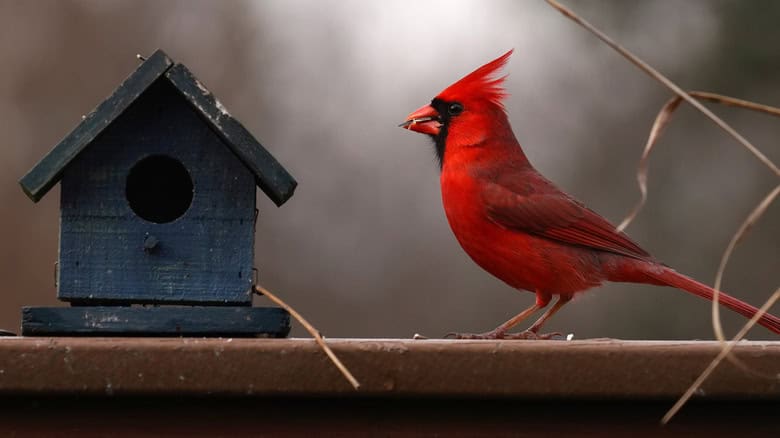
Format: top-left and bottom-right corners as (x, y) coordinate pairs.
(616, 96), (682, 232)
(618, 93), (780, 232)
(543, 0), (780, 424)
(703, 185), (780, 381)
(711, 184), (780, 340)
(689, 91), (780, 117)
(662, 288), (780, 425)
(253, 285), (361, 390)
(544, 0), (780, 177)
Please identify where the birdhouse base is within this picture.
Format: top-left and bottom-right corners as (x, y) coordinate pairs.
(20, 306), (290, 337)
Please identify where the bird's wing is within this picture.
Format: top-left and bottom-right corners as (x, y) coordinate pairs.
(481, 171), (652, 261)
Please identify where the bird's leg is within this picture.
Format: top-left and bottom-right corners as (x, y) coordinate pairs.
(504, 295), (572, 340)
(448, 293), (550, 340)
(448, 302), (543, 339)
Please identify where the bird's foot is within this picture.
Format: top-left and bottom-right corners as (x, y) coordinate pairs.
(444, 330), (563, 340)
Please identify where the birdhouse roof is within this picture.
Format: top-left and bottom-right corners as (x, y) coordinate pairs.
(19, 49), (296, 207)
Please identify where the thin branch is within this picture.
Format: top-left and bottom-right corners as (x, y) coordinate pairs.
(544, 0), (780, 177)
(662, 288), (780, 425)
(616, 96), (682, 232)
(689, 91), (780, 117)
(543, 0), (780, 422)
(617, 93), (780, 232)
(711, 184), (780, 340)
(253, 285), (361, 390)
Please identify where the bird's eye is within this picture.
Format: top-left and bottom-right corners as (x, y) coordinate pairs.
(448, 102), (464, 116)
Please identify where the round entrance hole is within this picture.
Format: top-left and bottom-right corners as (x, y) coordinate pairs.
(126, 155), (193, 223)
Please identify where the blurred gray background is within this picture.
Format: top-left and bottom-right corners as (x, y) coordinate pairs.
(1, 0), (777, 339)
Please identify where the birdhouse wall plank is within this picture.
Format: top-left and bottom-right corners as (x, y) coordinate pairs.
(57, 79), (256, 304)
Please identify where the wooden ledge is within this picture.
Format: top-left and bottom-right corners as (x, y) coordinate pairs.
(0, 337), (778, 398)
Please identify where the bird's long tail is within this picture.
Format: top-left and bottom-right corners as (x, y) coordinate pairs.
(639, 266), (780, 335)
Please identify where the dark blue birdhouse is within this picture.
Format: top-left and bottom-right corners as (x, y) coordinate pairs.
(19, 49), (296, 337)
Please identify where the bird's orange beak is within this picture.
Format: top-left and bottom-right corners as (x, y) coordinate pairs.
(399, 104), (441, 136)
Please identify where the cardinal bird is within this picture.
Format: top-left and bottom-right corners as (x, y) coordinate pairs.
(400, 49), (780, 338)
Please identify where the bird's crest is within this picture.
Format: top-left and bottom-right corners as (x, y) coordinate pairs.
(437, 49), (513, 108)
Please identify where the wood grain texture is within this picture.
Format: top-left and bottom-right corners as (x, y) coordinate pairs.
(19, 49), (173, 202)
(0, 338), (778, 398)
(21, 306), (290, 337)
(165, 63), (297, 206)
(58, 79), (256, 304)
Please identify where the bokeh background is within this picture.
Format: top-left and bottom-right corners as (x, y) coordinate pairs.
(1, 0), (777, 339)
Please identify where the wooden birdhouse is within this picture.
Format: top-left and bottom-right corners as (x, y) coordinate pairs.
(19, 49), (297, 337)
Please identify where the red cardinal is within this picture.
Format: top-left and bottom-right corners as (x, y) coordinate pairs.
(400, 50), (780, 338)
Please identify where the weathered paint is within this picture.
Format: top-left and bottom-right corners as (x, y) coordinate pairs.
(19, 49), (296, 336)
(58, 80), (256, 304)
(165, 64), (297, 206)
(19, 49), (297, 206)
(19, 50), (174, 202)
(22, 306), (291, 337)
